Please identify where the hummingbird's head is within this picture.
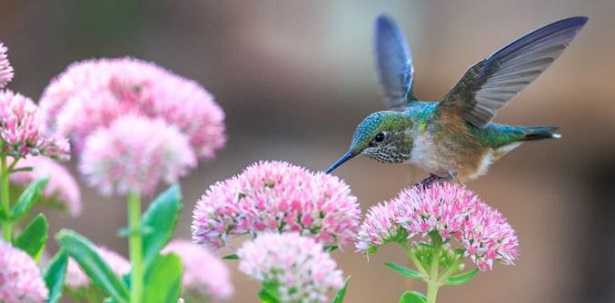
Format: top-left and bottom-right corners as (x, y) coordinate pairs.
(326, 111), (413, 173)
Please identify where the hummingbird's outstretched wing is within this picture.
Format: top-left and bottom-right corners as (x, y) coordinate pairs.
(375, 15), (416, 111)
(439, 16), (588, 128)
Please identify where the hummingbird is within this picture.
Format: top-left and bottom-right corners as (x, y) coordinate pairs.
(326, 15), (588, 183)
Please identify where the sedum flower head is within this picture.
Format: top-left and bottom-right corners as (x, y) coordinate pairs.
(0, 43), (13, 89)
(163, 240), (233, 301)
(0, 90), (69, 159)
(0, 240), (48, 303)
(356, 182), (519, 271)
(65, 246), (130, 289)
(237, 233), (344, 303)
(79, 115), (196, 196)
(191, 161), (360, 249)
(11, 156), (82, 216)
(39, 57), (225, 158)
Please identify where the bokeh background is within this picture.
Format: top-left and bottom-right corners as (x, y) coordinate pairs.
(1, 1), (614, 302)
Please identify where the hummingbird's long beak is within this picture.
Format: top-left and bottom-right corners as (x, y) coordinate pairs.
(325, 151), (357, 174)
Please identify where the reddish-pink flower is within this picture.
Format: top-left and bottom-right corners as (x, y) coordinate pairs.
(0, 240), (48, 303)
(0, 90), (69, 159)
(0, 43), (13, 89)
(79, 115), (196, 196)
(163, 240), (233, 301)
(65, 246), (130, 289)
(11, 156), (82, 216)
(237, 233), (344, 303)
(356, 182), (519, 271)
(191, 161), (361, 249)
(39, 57), (225, 158)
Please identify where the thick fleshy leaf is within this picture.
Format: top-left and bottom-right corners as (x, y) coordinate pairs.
(11, 177), (48, 220)
(332, 277), (350, 303)
(446, 268), (479, 286)
(14, 213), (48, 260)
(44, 251), (68, 303)
(399, 291), (426, 303)
(258, 281), (281, 303)
(56, 230), (129, 303)
(385, 262), (423, 280)
(223, 254), (239, 260)
(141, 185), (182, 268)
(143, 253), (183, 303)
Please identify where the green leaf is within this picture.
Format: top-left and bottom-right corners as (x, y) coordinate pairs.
(446, 268), (479, 286)
(258, 281), (280, 303)
(14, 213), (48, 260)
(223, 254), (239, 260)
(385, 262), (423, 280)
(332, 277), (350, 303)
(141, 185), (182, 268)
(143, 253), (183, 303)
(399, 291), (426, 303)
(11, 177), (49, 220)
(324, 245), (338, 253)
(56, 230), (129, 303)
(44, 251), (68, 303)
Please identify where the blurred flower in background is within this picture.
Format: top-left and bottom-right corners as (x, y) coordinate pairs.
(10, 156), (82, 216)
(79, 115), (196, 196)
(163, 239), (234, 302)
(237, 233), (344, 303)
(39, 57), (226, 157)
(0, 43), (13, 89)
(0, 240), (48, 303)
(192, 161), (361, 249)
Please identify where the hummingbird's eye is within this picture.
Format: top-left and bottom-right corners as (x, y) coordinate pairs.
(374, 132), (386, 143)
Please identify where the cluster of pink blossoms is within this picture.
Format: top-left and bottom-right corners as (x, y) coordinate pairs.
(163, 240), (233, 302)
(65, 245), (131, 289)
(38, 57), (225, 196)
(11, 156), (82, 216)
(356, 182), (519, 271)
(191, 161), (361, 249)
(237, 233), (344, 303)
(0, 90), (69, 159)
(0, 241), (48, 303)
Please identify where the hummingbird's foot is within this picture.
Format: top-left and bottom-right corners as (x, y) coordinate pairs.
(418, 174), (446, 189)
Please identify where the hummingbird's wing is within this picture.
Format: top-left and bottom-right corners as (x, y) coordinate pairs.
(438, 16), (588, 128)
(375, 15), (416, 111)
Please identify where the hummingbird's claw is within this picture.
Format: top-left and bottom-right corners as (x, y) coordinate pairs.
(417, 174), (446, 189)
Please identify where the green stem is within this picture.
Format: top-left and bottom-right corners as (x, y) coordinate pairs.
(426, 238), (442, 303)
(1, 152), (11, 241)
(128, 191), (144, 303)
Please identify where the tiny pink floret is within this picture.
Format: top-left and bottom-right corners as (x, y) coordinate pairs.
(0, 43), (13, 89)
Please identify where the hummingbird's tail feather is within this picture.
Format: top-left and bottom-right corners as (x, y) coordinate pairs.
(521, 126), (561, 141)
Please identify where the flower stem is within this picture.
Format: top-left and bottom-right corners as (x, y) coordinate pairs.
(1, 152), (11, 241)
(128, 191), (144, 303)
(426, 236), (442, 303)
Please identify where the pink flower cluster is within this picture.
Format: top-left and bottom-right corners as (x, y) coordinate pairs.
(192, 161), (361, 249)
(0, 43), (13, 88)
(237, 233), (344, 303)
(39, 57), (225, 158)
(79, 115), (196, 196)
(11, 156), (82, 216)
(0, 90), (69, 159)
(0, 240), (48, 303)
(163, 240), (233, 302)
(356, 182), (519, 271)
(65, 246), (131, 289)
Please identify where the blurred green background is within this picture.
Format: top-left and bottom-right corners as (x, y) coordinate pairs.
(2, 1), (615, 302)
